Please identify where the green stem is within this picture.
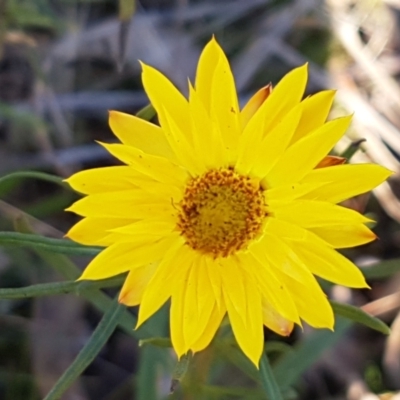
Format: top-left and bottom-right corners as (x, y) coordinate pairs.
(43, 299), (124, 400)
(259, 352), (284, 400)
(0, 276), (124, 299)
(0, 232), (101, 256)
(0, 171), (68, 189)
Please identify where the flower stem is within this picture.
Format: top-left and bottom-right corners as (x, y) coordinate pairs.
(259, 351), (284, 400)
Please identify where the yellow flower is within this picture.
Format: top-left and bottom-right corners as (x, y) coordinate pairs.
(65, 37), (391, 366)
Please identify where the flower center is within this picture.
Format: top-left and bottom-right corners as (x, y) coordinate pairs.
(177, 168), (267, 258)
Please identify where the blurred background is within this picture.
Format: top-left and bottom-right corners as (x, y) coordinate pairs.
(1, 0), (400, 399)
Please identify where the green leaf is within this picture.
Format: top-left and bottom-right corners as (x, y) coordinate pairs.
(136, 104), (156, 121)
(12, 222), (151, 339)
(0, 276), (124, 299)
(0, 171), (68, 190)
(200, 385), (265, 399)
(43, 298), (125, 400)
(0, 232), (102, 256)
(273, 318), (351, 391)
(362, 258), (400, 280)
(215, 340), (259, 381)
(119, 0), (135, 21)
(330, 300), (390, 335)
(265, 341), (293, 356)
(171, 353), (192, 393)
(136, 305), (170, 400)
(259, 352), (284, 400)
(340, 138), (366, 160)
(139, 337), (172, 348)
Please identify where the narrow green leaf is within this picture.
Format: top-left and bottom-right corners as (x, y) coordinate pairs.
(362, 258), (400, 280)
(117, 0), (135, 71)
(201, 384), (265, 399)
(43, 298), (124, 400)
(273, 318), (351, 390)
(139, 337), (172, 348)
(136, 104), (156, 121)
(215, 340), (259, 381)
(265, 341), (293, 356)
(259, 352), (284, 400)
(0, 171), (68, 189)
(340, 138), (366, 160)
(12, 223), (150, 339)
(119, 0), (135, 21)
(0, 276), (124, 299)
(170, 353), (192, 393)
(137, 306), (170, 400)
(0, 232), (102, 256)
(330, 300), (390, 335)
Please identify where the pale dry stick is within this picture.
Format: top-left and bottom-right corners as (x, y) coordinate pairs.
(351, 0), (394, 59)
(234, 0), (319, 91)
(361, 291), (400, 317)
(328, 0), (400, 109)
(332, 72), (400, 170)
(43, 85), (74, 149)
(347, 379), (380, 400)
(31, 84), (69, 177)
(341, 94), (400, 160)
(383, 310), (400, 389)
(372, 182), (400, 223)
(382, 0), (400, 8)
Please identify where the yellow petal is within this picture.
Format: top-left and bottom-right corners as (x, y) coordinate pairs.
(170, 277), (188, 357)
(209, 39), (240, 163)
(309, 224), (376, 249)
(119, 263), (158, 306)
(183, 259), (216, 348)
(271, 200), (372, 228)
(262, 64), (308, 134)
(189, 83), (225, 168)
(195, 37), (221, 111)
(240, 84), (272, 129)
(262, 299), (294, 336)
(79, 234), (177, 281)
(204, 256), (223, 309)
(108, 111), (175, 159)
(249, 104), (302, 179)
(291, 90), (335, 143)
(66, 190), (170, 218)
(137, 237), (193, 327)
(65, 166), (147, 195)
(99, 142), (189, 187)
(280, 221), (368, 288)
(265, 182), (323, 205)
(110, 216), (176, 237)
(242, 272), (264, 367)
(66, 217), (136, 246)
(257, 226), (335, 328)
(140, 62), (191, 138)
(251, 233), (315, 286)
(160, 105), (204, 175)
(276, 268), (334, 329)
(239, 252), (300, 324)
(301, 164), (393, 203)
(235, 89), (268, 175)
(219, 257), (247, 324)
(191, 302), (226, 354)
(223, 266), (263, 367)
(196, 258), (216, 318)
(262, 217), (306, 241)
(266, 116), (352, 187)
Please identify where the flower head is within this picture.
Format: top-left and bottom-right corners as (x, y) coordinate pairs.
(66, 38), (391, 366)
